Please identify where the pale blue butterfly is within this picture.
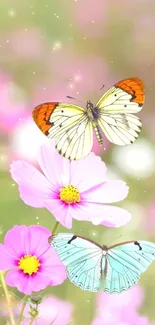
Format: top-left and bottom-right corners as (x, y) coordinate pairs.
(49, 233), (155, 294)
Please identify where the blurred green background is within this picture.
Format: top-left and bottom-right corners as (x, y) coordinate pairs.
(1, 0), (155, 324)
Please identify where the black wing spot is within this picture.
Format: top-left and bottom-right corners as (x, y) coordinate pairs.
(134, 241), (142, 250)
(58, 149), (62, 155)
(61, 110), (64, 113)
(68, 235), (77, 244)
(59, 124), (62, 127)
(114, 94), (117, 97)
(124, 105), (127, 107)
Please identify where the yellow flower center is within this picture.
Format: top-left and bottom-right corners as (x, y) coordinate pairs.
(59, 185), (80, 204)
(18, 254), (40, 275)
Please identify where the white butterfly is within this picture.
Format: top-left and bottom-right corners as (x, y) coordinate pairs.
(49, 233), (155, 294)
(33, 78), (144, 160)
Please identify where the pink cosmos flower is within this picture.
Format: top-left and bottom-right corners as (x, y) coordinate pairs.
(10, 141), (131, 229)
(0, 225), (66, 294)
(91, 286), (153, 325)
(21, 295), (73, 325)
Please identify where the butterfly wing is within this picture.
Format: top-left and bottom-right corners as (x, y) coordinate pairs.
(104, 241), (155, 294)
(32, 102), (93, 160)
(95, 78), (144, 145)
(49, 233), (103, 292)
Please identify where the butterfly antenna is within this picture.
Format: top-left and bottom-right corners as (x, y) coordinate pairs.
(66, 96), (76, 100)
(100, 84), (105, 90)
(66, 95), (86, 107)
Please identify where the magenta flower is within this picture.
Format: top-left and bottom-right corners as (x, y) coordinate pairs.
(10, 141), (131, 229)
(21, 295), (73, 325)
(0, 225), (67, 294)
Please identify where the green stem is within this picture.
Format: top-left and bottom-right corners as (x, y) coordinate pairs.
(52, 221), (59, 234)
(0, 271), (16, 325)
(17, 295), (29, 325)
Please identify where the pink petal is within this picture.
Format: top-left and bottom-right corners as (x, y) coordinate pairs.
(72, 203), (132, 227)
(21, 320), (47, 325)
(40, 246), (64, 266)
(6, 269), (50, 294)
(38, 141), (70, 187)
(26, 226), (51, 257)
(23, 296), (73, 325)
(98, 205), (132, 227)
(42, 265), (67, 286)
(82, 181), (129, 203)
(4, 225), (29, 256)
(6, 269), (32, 294)
(38, 297), (73, 325)
(45, 199), (73, 229)
(4, 225), (51, 257)
(10, 160), (52, 207)
(0, 244), (16, 270)
(70, 152), (107, 192)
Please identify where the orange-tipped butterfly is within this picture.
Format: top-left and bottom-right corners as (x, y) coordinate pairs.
(32, 77), (144, 160)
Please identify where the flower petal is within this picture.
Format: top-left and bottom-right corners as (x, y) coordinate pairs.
(38, 297), (73, 325)
(0, 244), (16, 270)
(82, 180), (129, 203)
(4, 225), (29, 257)
(21, 320), (46, 325)
(72, 203), (132, 227)
(4, 225), (52, 258)
(27, 226), (51, 257)
(45, 199), (73, 229)
(40, 246), (65, 266)
(41, 264), (67, 286)
(6, 269), (52, 294)
(70, 152), (107, 191)
(23, 296), (73, 325)
(5, 269), (32, 294)
(38, 141), (70, 187)
(10, 160), (52, 207)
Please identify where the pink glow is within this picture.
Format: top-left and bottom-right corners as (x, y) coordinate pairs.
(0, 73), (29, 133)
(9, 28), (43, 59)
(69, 0), (108, 37)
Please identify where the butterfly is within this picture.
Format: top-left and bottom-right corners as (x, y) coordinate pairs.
(32, 78), (144, 160)
(49, 233), (155, 294)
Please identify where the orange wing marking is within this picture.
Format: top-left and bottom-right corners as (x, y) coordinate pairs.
(32, 102), (59, 135)
(115, 78), (144, 106)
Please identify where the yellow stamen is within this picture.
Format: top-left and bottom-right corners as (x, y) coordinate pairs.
(18, 255), (40, 275)
(59, 185), (80, 204)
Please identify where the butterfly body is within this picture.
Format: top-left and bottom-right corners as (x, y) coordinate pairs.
(33, 77), (144, 160)
(49, 233), (155, 294)
(85, 100), (103, 145)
